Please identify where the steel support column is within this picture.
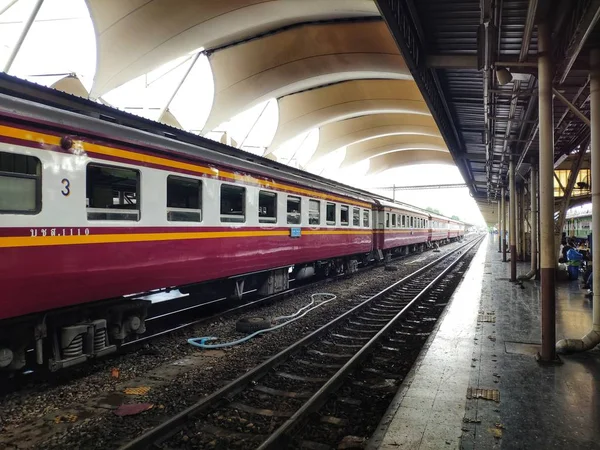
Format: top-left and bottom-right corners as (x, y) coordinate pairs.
(520, 166), (539, 279)
(556, 48), (600, 354)
(537, 23), (556, 362)
(3, 0), (44, 73)
(498, 200), (502, 252)
(530, 166), (538, 274)
(592, 49), (600, 335)
(502, 186), (507, 262)
(519, 184), (527, 261)
(509, 157), (517, 281)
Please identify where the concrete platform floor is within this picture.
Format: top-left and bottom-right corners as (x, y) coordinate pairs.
(368, 235), (600, 450)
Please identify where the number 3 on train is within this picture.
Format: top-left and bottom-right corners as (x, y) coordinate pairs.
(61, 178), (70, 196)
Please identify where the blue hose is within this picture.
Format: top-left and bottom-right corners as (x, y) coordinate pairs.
(187, 293), (337, 349)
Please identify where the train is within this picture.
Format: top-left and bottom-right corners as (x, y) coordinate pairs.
(0, 73), (466, 373)
(564, 205), (592, 241)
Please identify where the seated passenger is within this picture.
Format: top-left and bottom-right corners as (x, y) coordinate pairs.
(566, 243), (583, 281)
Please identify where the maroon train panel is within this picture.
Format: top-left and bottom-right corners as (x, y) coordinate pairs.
(1, 228), (373, 320)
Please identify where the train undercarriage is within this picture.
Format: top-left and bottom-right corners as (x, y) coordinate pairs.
(0, 236), (461, 374)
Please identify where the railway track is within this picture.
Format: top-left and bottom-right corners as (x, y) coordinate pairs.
(124, 239), (462, 348)
(3, 238), (471, 397)
(120, 235), (484, 450)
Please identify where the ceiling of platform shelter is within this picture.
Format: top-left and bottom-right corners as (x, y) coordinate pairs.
(0, 0), (488, 225)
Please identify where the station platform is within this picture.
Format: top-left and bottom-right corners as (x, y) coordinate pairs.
(368, 235), (600, 450)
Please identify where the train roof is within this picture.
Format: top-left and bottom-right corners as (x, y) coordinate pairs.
(0, 73), (465, 223)
(377, 199), (466, 224)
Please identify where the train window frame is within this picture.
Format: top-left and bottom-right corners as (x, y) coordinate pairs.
(220, 183), (246, 223)
(86, 163), (140, 221)
(363, 209), (369, 227)
(386, 212), (390, 228)
(401, 215), (406, 228)
(259, 190), (277, 224)
(410, 216), (414, 228)
(309, 199), (320, 225)
(287, 195), (301, 225)
(326, 202), (336, 225)
(392, 214), (397, 227)
(0, 151), (42, 215)
(340, 205), (349, 226)
(352, 207), (360, 227)
(166, 175), (202, 222)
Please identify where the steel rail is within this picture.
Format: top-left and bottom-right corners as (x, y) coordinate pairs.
(119, 235), (482, 450)
(121, 241), (448, 348)
(257, 235), (484, 449)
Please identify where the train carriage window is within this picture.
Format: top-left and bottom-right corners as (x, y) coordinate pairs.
(259, 190), (277, 223)
(401, 215), (406, 228)
(220, 184), (245, 222)
(167, 175), (202, 222)
(340, 205), (349, 226)
(326, 202), (336, 225)
(363, 209), (369, 227)
(309, 199), (320, 225)
(0, 151), (41, 214)
(392, 214), (397, 227)
(352, 207), (360, 226)
(410, 216), (414, 228)
(287, 195), (301, 224)
(386, 213), (390, 228)
(86, 164), (139, 221)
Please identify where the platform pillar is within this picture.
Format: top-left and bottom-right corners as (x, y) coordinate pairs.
(509, 157), (517, 281)
(517, 184), (522, 260)
(498, 200), (502, 252)
(537, 22), (556, 362)
(591, 48), (600, 333)
(556, 49), (600, 354)
(530, 166), (538, 274)
(501, 186), (507, 262)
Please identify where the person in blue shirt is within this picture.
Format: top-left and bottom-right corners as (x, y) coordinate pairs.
(566, 242), (583, 281)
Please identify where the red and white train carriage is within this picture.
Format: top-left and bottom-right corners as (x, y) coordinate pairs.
(0, 74), (465, 372)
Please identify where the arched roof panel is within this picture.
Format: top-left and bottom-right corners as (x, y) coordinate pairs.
(85, 0), (379, 97)
(267, 79), (430, 153)
(341, 134), (448, 167)
(51, 75), (89, 98)
(203, 20), (410, 132)
(366, 151), (455, 175)
(311, 113), (441, 162)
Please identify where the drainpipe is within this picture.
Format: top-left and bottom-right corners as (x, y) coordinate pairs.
(557, 48), (600, 353)
(502, 186), (507, 262)
(520, 165), (538, 279)
(509, 156), (517, 281)
(537, 23), (557, 362)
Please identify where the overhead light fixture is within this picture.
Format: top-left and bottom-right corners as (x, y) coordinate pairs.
(496, 67), (513, 85)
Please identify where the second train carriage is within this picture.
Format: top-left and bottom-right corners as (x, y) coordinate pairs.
(564, 207), (592, 241)
(0, 74), (465, 372)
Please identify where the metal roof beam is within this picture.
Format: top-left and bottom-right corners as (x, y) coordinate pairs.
(519, 0), (538, 62)
(556, 0), (600, 84)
